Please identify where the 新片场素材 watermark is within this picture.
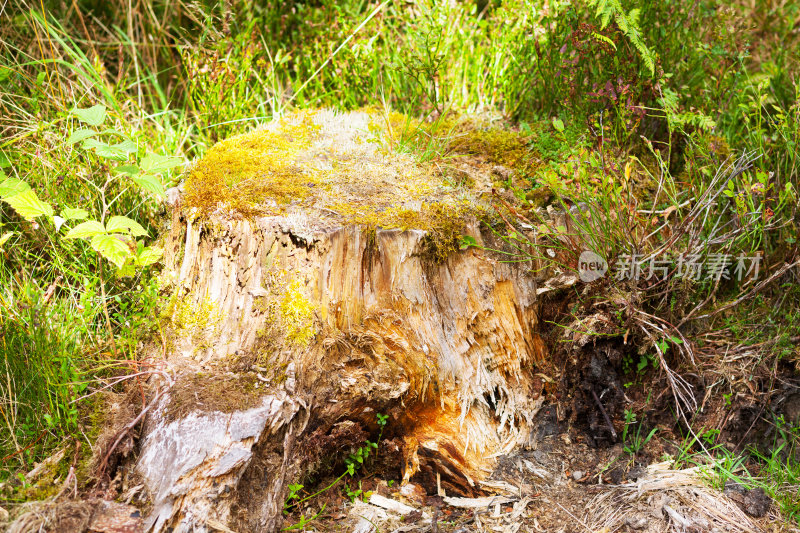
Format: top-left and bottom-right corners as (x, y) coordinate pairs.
(577, 251), (762, 282)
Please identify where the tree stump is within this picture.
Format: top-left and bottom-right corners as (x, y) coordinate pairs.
(135, 110), (569, 532)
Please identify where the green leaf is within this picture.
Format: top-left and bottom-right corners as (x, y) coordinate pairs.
(82, 138), (138, 161)
(135, 246), (163, 266)
(116, 264), (136, 278)
(133, 174), (166, 198)
(67, 128), (99, 145)
(90, 234), (130, 269)
(106, 215), (148, 237)
(71, 104), (106, 127)
(64, 220), (106, 239)
(3, 189), (53, 220)
(61, 207), (89, 221)
(0, 231), (14, 248)
(552, 117), (565, 133)
(0, 151), (11, 168)
(0, 178), (31, 198)
(590, 31), (617, 50)
(140, 153), (184, 174)
(459, 235), (477, 250)
(114, 139), (138, 154)
(113, 165), (140, 176)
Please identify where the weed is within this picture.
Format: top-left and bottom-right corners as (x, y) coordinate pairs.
(622, 408), (658, 457)
(283, 413), (389, 528)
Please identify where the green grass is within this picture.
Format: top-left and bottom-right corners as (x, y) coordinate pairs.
(0, 0), (797, 521)
(672, 419), (800, 523)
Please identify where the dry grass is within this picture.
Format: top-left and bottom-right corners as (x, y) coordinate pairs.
(585, 462), (797, 533)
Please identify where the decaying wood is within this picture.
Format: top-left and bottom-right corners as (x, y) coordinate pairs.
(134, 110), (569, 532)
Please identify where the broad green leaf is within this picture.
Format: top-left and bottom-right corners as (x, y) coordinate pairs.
(0, 231), (14, 248)
(135, 246), (163, 266)
(113, 165), (140, 176)
(71, 104), (106, 127)
(61, 207), (89, 221)
(90, 233), (130, 269)
(140, 153), (183, 174)
(0, 151), (10, 168)
(64, 220), (105, 239)
(459, 235), (477, 250)
(0, 178), (30, 198)
(552, 117), (565, 133)
(3, 190), (53, 220)
(116, 264), (136, 278)
(133, 174), (166, 198)
(67, 128), (99, 145)
(114, 139), (138, 153)
(106, 215), (148, 237)
(82, 138), (137, 161)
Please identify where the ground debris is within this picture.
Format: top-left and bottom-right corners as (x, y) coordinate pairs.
(6, 498), (142, 533)
(585, 462), (783, 533)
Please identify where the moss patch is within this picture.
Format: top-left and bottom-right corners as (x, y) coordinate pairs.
(182, 109), (501, 262)
(185, 112), (323, 216)
(253, 269), (317, 357)
(330, 198), (485, 262)
(164, 372), (263, 422)
(161, 291), (224, 353)
(445, 119), (534, 173)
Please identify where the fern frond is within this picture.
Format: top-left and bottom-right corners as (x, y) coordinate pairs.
(590, 32), (617, 50)
(587, 0), (657, 77)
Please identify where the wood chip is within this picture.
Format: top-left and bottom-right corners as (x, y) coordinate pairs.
(442, 495), (516, 509)
(368, 494), (417, 515)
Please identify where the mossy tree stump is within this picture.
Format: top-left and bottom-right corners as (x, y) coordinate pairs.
(136, 110), (568, 532)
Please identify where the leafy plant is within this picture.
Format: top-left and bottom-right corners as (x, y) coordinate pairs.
(283, 413), (390, 526)
(588, 0), (656, 77)
(622, 408), (659, 456)
(0, 105), (175, 273)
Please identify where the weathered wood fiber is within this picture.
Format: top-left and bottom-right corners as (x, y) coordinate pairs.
(135, 111), (573, 532)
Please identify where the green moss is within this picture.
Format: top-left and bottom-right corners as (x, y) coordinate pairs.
(184, 112), (323, 215)
(451, 126), (532, 171)
(162, 291), (224, 351)
(253, 269), (317, 355)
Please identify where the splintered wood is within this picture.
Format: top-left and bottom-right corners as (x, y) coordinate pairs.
(135, 110), (568, 532)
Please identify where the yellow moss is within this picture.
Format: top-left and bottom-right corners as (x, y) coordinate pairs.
(254, 269), (317, 351)
(329, 199), (485, 262)
(182, 109), (522, 262)
(184, 111), (323, 215)
(164, 291), (224, 349)
(367, 109), (424, 150)
(280, 277), (316, 346)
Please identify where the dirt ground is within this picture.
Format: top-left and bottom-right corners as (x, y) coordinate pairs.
(284, 401), (795, 533)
